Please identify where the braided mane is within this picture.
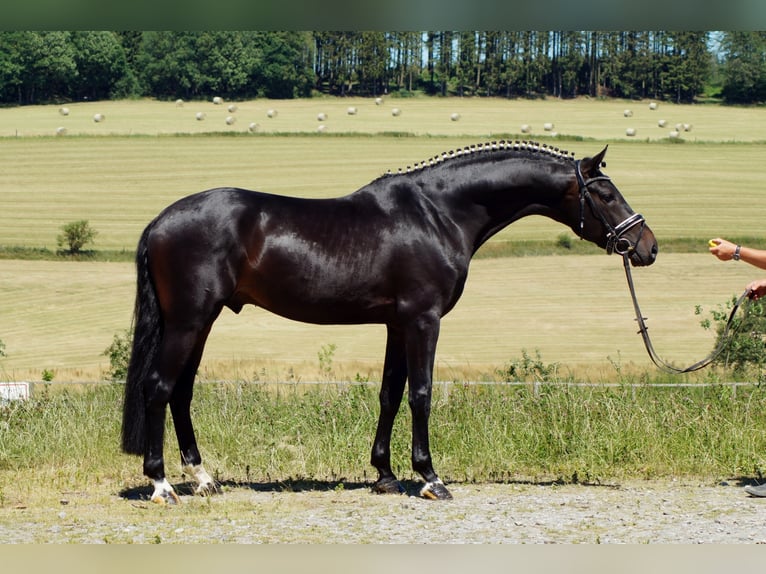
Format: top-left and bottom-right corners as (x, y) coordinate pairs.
(383, 140), (575, 177)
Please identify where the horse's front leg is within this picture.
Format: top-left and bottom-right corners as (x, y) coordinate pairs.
(406, 313), (452, 500)
(370, 327), (408, 495)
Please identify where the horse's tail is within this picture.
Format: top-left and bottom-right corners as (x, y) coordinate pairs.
(121, 223), (162, 455)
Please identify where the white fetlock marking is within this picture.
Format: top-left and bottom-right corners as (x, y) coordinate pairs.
(420, 479), (444, 499)
(183, 464), (216, 495)
(150, 478), (180, 505)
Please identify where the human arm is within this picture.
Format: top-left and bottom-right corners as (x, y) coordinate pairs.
(709, 238), (766, 270)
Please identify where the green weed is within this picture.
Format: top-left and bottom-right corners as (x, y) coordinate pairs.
(2, 380), (766, 502)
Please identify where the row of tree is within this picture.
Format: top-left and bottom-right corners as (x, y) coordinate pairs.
(0, 31), (764, 105)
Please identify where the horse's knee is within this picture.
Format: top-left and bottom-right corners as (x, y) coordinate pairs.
(408, 387), (432, 416)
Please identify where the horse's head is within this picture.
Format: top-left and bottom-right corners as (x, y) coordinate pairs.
(569, 146), (658, 267)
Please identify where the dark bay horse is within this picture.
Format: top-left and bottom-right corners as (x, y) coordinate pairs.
(121, 141), (658, 503)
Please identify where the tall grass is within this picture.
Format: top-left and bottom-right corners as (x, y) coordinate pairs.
(2, 380), (766, 504)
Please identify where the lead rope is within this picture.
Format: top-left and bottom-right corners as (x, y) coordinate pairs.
(621, 253), (750, 373)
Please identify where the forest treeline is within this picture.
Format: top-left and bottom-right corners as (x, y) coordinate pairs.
(1, 31), (765, 105)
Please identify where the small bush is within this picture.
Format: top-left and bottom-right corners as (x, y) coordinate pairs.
(317, 343), (337, 380)
(556, 232), (573, 250)
(57, 220), (98, 254)
(699, 296), (766, 379)
(103, 329), (132, 381)
(496, 349), (564, 382)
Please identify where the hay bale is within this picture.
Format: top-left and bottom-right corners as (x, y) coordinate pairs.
(93, 113), (105, 123)
(375, 97), (383, 105)
(520, 124), (530, 134)
(175, 99), (184, 107)
(543, 122), (554, 131)
(391, 108), (401, 117)
(213, 96), (224, 105)
(267, 109), (277, 118)
(626, 128), (636, 137)
(657, 119), (667, 127)
(675, 123), (683, 131)
(227, 104), (238, 113)
(317, 124), (326, 133)
(623, 109), (633, 117)
(347, 107), (357, 115)
(225, 116), (236, 125)
(683, 123), (692, 132)
(195, 112), (206, 121)
(55, 126), (67, 136)
(59, 107), (69, 116)
(450, 112), (461, 121)
(248, 122), (259, 133)
(649, 102), (658, 110)
(669, 130), (680, 139)
(317, 112), (327, 121)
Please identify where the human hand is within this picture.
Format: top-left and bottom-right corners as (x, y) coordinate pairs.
(746, 279), (766, 300)
(709, 238), (737, 261)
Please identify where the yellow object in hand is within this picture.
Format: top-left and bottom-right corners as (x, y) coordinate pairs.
(708, 239), (717, 247)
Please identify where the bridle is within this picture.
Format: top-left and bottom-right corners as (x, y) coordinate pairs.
(574, 160), (748, 373)
(575, 159), (646, 256)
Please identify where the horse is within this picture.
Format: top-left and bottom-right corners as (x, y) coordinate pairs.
(121, 141), (658, 504)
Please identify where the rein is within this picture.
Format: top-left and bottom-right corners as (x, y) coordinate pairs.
(621, 254), (749, 373)
(573, 160), (748, 373)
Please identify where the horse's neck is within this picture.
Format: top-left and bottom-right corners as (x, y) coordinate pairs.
(438, 157), (572, 250)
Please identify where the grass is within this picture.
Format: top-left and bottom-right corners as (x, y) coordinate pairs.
(2, 381), (766, 507)
(3, 135), (766, 252)
(2, 96), (766, 381)
(1, 254), (760, 382)
(3, 96), (766, 142)
(3, 97), (766, 534)
(6, 236), (766, 263)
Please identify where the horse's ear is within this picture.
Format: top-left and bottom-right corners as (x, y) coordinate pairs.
(580, 145), (609, 175)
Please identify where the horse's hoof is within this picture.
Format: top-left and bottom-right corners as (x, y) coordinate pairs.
(150, 478), (181, 505)
(420, 480), (453, 500)
(371, 477), (406, 495)
(194, 481), (221, 497)
(151, 489), (181, 505)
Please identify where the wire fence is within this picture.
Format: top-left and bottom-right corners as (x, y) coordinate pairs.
(3, 378), (762, 402)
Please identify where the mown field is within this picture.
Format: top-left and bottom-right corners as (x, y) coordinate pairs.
(2, 96), (766, 382)
(5, 97), (766, 535)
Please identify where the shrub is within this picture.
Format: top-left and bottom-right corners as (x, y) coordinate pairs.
(57, 220), (98, 254)
(496, 349), (564, 382)
(103, 329), (132, 381)
(699, 296), (766, 379)
(556, 232), (573, 250)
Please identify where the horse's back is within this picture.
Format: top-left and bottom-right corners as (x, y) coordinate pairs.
(144, 184), (470, 326)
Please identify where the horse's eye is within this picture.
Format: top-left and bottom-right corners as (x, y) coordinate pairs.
(598, 190), (616, 203)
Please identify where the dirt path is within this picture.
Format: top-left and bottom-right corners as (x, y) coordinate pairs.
(2, 479), (766, 543)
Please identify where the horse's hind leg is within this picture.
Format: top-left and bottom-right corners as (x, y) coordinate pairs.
(144, 323), (213, 504)
(169, 330), (219, 497)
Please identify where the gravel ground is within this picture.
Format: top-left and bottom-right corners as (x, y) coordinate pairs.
(3, 478), (766, 543)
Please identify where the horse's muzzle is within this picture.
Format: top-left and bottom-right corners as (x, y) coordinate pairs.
(628, 232), (658, 267)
